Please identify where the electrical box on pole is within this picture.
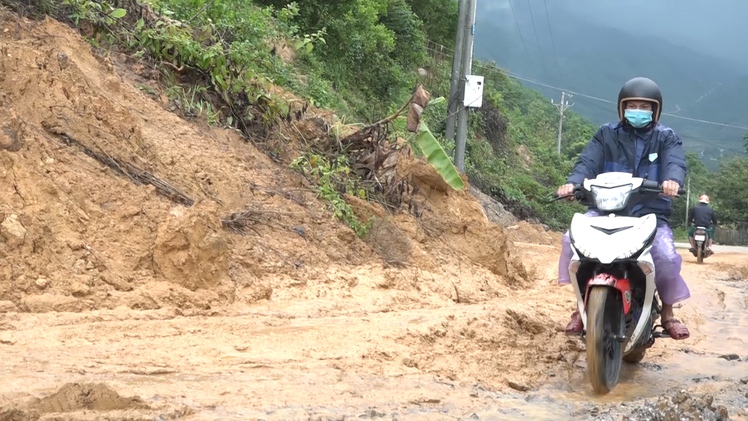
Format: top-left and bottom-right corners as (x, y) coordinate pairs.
(463, 75), (484, 108)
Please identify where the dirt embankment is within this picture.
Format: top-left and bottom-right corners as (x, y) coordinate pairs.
(0, 13), (532, 316)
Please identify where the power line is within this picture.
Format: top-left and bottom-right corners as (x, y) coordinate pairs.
(574, 98), (747, 154)
(424, 38), (748, 132)
(507, 0), (531, 62)
(525, 0), (547, 73)
(661, 113), (748, 131)
(501, 70), (748, 131)
(542, 0), (562, 75)
(672, 134), (745, 154)
(425, 41), (746, 155)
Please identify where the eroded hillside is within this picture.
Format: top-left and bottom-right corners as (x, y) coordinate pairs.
(0, 12), (533, 315)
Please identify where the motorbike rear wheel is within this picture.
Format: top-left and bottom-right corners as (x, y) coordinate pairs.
(586, 287), (623, 394)
(697, 243), (703, 264)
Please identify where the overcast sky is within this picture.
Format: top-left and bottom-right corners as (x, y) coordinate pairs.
(477, 0), (748, 67)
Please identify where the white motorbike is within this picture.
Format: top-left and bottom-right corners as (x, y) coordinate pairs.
(557, 172), (685, 394)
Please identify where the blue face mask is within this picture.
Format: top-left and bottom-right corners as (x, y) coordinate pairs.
(624, 109), (653, 128)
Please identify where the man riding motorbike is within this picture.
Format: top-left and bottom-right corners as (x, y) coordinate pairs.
(556, 77), (691, 340)
(688, 194), (717, 253)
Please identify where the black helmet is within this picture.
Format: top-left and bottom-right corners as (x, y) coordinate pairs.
(617, 77), (663, 123)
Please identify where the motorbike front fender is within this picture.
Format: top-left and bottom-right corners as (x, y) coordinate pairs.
(584, 273), (632, 315)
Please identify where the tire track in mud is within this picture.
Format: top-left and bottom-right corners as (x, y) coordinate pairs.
(394, 249), (748, 420)
(1, 253), (744, 420)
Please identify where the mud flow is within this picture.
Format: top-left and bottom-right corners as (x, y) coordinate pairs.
(0, 11), (746, 421)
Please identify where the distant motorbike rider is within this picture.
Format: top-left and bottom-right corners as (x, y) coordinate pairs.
(556, 77), (690, 340)
(688, 194), (717, 252)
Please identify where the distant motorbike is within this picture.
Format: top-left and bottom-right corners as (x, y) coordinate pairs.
(690, 226), (713, 264)
(556, 172), (686, 394)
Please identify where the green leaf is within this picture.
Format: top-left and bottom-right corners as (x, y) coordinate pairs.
(414, 122), (464, 191)
(109, 8), (127, 19)
(427, 96), (446, 106)
(305, 42), (314, 53)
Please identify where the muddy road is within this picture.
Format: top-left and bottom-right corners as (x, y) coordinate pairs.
(1, 245), (746, 420)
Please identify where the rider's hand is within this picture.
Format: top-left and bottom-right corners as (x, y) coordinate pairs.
(557, 183), (575, 201)
(662, 180), (680, 197)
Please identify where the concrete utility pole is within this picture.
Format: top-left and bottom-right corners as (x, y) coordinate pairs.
(553, 91), (573, 155)
(454, 0), (477, 171)
(685, 176), (691, 227)
(445, 0), (468, 144)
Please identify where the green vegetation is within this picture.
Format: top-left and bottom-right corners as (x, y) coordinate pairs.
(136, 0), (591, 227)
(9, 0), (748, 235)
(290, 153), (374, 237)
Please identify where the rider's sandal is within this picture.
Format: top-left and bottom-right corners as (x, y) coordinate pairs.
(565, 310), (583, 335)
(662, 319), (690, 340)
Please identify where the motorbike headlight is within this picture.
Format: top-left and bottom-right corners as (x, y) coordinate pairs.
(590, 184), (632, 211)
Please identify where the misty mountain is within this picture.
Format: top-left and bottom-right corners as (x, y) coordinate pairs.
(472, 0), (748, 166)
(560, 0), (748, 68)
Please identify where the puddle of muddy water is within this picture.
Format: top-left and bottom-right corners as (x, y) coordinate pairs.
(542, 351), (747, 401)
(99, 351), (746, 421)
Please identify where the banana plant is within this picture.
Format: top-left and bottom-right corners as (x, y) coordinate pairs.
(413, 117), (465, 191)
(407, 95), (464, 191)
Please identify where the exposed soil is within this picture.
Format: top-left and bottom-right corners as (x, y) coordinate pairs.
(0, 12), (527, 316)
(0, 11), (747, 421)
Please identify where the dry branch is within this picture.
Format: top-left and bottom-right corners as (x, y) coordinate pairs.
(221, 206), (295, 235)
(322, 86), (437, 216)
(42, 124), (195, 206)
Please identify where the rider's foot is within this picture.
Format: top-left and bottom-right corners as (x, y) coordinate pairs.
(565, 310), (583, 335)
(662, 318), (690, 340)
(689, 247), (697, 253)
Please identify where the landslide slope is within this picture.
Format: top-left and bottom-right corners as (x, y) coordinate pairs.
(0, 12), (530, 316)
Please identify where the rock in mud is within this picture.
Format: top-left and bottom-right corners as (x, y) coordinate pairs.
(718, 353), (740, 361)
(0, 300), (18, 313)
(34, 277), (49, 289)
(507, 380), (531, 392)
(21, 294), (83, 313)
(0, 107), (24, 152)
(622, 390), (729, 421)
(0, 382), (149, 420)
(152, 204), (232, 296)
(0, 214), (26, 249)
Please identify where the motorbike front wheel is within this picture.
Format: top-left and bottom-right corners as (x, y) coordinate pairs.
(586, 287), (623, 394)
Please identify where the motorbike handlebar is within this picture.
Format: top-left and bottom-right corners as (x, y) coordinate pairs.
(639, 180), (686, 196)
(553, 182), (687, 201)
